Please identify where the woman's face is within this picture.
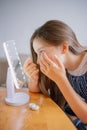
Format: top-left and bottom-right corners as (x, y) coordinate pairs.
(33, 38), (64, 64)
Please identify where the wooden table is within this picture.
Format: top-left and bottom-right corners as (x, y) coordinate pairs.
(0, 87), (76, 130)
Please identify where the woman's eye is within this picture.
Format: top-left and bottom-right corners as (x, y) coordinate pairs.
(39, 50), (45, 54)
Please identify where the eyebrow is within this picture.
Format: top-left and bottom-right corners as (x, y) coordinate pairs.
(37, 47), (45, 52)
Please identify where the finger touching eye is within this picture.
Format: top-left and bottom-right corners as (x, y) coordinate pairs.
(42, 52), (54, 65)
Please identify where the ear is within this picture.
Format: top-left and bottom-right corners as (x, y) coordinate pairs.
(61, 43), (69, 54)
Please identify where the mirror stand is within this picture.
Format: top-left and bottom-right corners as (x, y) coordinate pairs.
(5, 67), (30, 106)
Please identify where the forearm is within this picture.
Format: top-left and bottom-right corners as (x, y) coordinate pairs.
(56, 76), (87, 124)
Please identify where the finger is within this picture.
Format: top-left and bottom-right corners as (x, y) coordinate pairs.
(28, 63), (37, 69)
(41, 53), (50, 66)
(42, 52), (54, 65)
(28, 67), (38, 75)
(40, 66), (46, 75)
(23, 59), (32, 69)
(23, 62), (37, 72)
(39, 59), (47, 70)
(25, 58), (32, 64)
(30, 69), (39, 77)
(23, 66), (35, 75)
(26, 68), (39, 79)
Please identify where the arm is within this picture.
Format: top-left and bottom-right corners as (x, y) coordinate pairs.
(23, 59), (40, 92)
(40, 52), (87, 123)
(56, 75), (87, 124)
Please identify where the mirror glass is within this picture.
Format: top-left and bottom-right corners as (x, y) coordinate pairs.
(3, 40), (27, 88)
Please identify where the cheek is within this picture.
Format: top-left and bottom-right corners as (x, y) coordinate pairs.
(49, 52), (64, 64)
(47, 51), (59, 61)
(37, 52), (53, 64)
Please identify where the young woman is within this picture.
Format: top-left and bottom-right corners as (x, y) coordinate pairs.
(24, 20), (87, 129)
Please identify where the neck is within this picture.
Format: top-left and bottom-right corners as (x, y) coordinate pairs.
(64, 51), (85, 71)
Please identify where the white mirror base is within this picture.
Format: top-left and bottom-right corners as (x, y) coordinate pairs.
(5, 92), (30, 106)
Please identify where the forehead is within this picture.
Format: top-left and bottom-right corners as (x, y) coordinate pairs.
(33, 38), (50, 51)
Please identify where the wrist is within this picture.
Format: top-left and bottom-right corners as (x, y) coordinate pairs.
(56, 74), (68, 87)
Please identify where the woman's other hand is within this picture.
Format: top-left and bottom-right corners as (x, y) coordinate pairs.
(39, 52), (66, 82)
(23, 58), (40, 92)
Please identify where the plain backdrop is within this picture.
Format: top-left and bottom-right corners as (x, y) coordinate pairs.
(0, 0), (87, 57)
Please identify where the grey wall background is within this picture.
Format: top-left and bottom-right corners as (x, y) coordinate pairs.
(0, 0), (87, 57)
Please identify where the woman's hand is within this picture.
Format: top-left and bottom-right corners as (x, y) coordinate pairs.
(23, 58), (39, 84)
(23, 59), (39, 80)
(39, 52), (66, 82)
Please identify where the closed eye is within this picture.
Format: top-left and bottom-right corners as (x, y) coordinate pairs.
(39, 50), (45, 54)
